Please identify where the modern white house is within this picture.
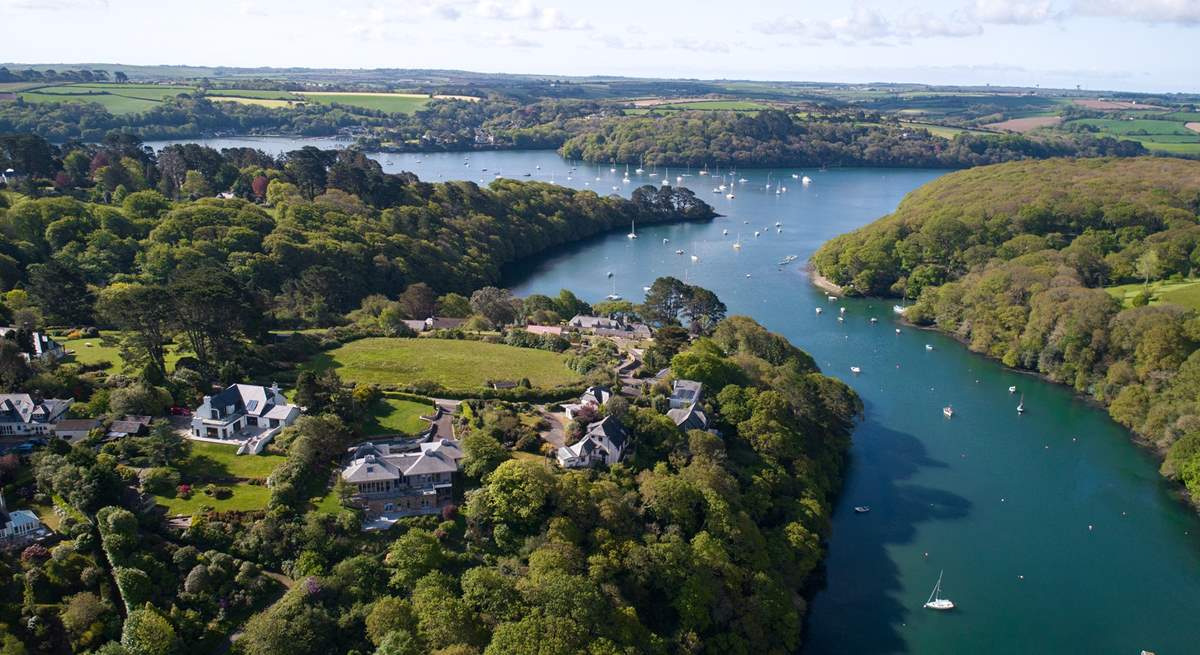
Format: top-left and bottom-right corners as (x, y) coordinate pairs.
(0, 394), (71, 437)
(341, 439), (463, 519)
(0, 494), (43, 547)
(189, 383), (300, 454)
(563, 385), (612, 420)
(556, 416), (628, 468)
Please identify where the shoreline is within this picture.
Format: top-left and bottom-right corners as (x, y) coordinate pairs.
(806, 277), (1200, 513)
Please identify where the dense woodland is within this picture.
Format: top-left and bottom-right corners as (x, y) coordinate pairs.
(558, 109), (1149, 169)
(812, 157), (1200, 502)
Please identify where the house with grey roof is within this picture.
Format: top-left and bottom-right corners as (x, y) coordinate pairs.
(0, 328), (64, 362)
(189, 383), (300, 454)
(556, 416), (627, 468)
(563, 385), (612, 420)
(0, 493), (44, 548)
(667, 403), (709, 432)
(568, 315), (652, 339)
(0, 394), (71, 437)
(341, 439), (463, 519)
(669, 379), (703, 410)
(53, 418), (101, 441)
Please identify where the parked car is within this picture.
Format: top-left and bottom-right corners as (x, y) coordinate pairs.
(169, 406), (192, 416)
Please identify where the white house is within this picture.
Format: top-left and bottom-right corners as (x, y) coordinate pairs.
(0, 394), (71, 437)
(190, 383), (300, 454)
(556, 416), (628, 468)
(0, 328), (64, 362)
(563, 385), (612, 420)
(0, 494), (43, 546)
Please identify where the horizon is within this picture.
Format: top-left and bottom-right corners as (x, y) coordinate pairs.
(1, 0), (1197, 94)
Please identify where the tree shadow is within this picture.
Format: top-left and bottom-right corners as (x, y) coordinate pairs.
(181, 454), (232, 482)
(803, 412), (972, 655)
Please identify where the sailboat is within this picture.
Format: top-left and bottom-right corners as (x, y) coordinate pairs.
(1017, 394), (1025, 414)
(732, 233), (743, 250)
(606, 277), (622, 301)
(627, 221), (638, 239)
(765, 172), (772, 190)
(662, 168), (671, 186)
(923, 571), (955, 611)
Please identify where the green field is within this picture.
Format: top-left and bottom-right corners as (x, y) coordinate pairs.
(363, 398), (431, 436)
(1065, 117), (1200, 153)
(208, 89), (298, 99)
(303, 337), (581, 388)
(899, 121), (989, 138)
(18, 83), (195, 114)
(208, 96), (296, 108)
(1107, 279), (1200, 311)
(657, 100), (770, 111)
(298, 92), (430, 113)
(61, 333), (186, 374)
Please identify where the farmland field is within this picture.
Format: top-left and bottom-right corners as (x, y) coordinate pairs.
(656, 100), (771, 111)
(1065, 116), (1200, 153)
(984, 115), (1062, 132)
(208, 95), (296, 107)
(17, 83), (195, 114)
(208, 89), (298, 99)
(302, 337), (582, 388)
(298, 91), (431, 113)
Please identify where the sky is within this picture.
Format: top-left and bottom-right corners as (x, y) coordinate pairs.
(1, 0), (1198, 93)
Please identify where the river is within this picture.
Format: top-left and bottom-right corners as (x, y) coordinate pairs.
(146, 137), (1200, 654)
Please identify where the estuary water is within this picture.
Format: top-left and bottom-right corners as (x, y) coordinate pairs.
(146, 137), (1200, 654)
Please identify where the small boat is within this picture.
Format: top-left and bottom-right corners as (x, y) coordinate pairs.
(893, 304), (906, 314)
(895, 328), (901, 334)
(536, 164), (541, 169)
(870, 317), (878, 324)
(745, 273), (752, 278)
(754, 231), (761, 237)
(733, 234), (742, 250)
(675, 249), (685, 255)
(726, 191), (736, 199)
(854, 505), (871, 513)
(691, 255), (700, 263)
(775, 221), (782, 227)
(802, 176), (813, 185)
(1009, 386), (1017, 393)
(792, 173), (800, 179)
(850, 366), (861, 374)
(739, 177), (748, 183)
(1017, 394), (1026, 415)
(943, 405), (954, 418)
(606, 271), (613, 278)
(815, 307), (823, 314)
(606, 294), (622, 300)
(828, 295), (838, 301)
(635, 167), (644, 174)
(925, 344), (934, 351)
(627, 221), (638, 239)
(923, 571), (955, 611)
(839, 307), (846, 314)
(523, 173), (531, 177)
(722, 229), (729, 236)
(663, 238), (670, 244)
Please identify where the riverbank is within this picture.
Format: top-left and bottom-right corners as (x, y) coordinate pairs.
(807, 266), (844, 295)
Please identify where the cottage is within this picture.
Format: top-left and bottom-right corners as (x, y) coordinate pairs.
(0, 394), (71, 437)
(563, 385), (612, 420)
(0, 494), (43, 547)
(667, 403), (709, 431)
(190, 383), (300, 454)
(106, 415), (152, 440)
(0, 328), (64, 362)
(53, 418), (101, 441)
(568, 315), (652, 339)
(341, 439), (463, 517)
(669, 379), (704, 410)
(556, 416), (627, 468)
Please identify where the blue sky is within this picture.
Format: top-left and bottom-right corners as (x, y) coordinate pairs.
(1, 0), (1197, 92)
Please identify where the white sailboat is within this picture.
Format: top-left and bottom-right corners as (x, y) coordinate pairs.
(733, 233), (743, 250)
(662, 168), (671, 185)
(627, 221), (638, 239)
(1017, 394), (1025, 414)
(923, 571), (955, 611)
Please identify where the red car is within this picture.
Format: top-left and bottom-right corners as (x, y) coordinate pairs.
(169, 406), (192, 416)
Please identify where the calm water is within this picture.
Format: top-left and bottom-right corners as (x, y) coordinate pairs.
(148, 137), (1200, 654)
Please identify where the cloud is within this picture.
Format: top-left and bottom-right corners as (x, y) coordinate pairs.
(1073, 0), (1200, 25)
(758, 4), (981, 44)
(671, 37), (733, 54)
(473, 0), (589, 30)
(486, 32), (543, 48)
(0, 0), (106, 9)
(972, 0), (1056, 24)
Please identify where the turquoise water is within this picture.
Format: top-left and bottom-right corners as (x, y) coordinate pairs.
(147, 138), (1200, 654)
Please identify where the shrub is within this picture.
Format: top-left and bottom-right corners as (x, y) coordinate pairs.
(139, 467), (180, 495)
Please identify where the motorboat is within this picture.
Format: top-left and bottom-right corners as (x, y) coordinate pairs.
(850, 366), (861, 374)
(854, 506), (871, 513)
(943, 405), (954, 418)
(926, 344), (934, 351)
(1009, 385), (1017, 393)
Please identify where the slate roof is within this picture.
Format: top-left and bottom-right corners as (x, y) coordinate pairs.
(341, 439), (461, 484)
(667, 403), (709, 431)
(0, 394), (71, 424)
(671, 379), (703, 404)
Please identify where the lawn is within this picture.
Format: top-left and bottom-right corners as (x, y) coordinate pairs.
(184, 441), (286, 480)
(363, 398), (431, 436)
(298, 92), (431, 113)
(1107, 279), (1200, 311)
(302, 337), (582, 388)
(155, 483), (272, 515)
(61, 333), (186, 374)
